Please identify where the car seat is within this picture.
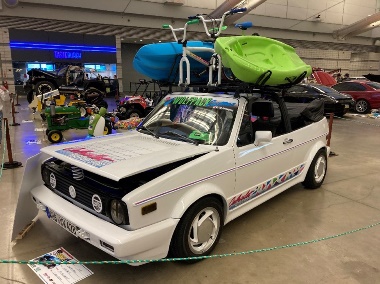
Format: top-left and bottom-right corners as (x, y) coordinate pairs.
(251, 99), (278, 137)
(73, 72), (84, 86)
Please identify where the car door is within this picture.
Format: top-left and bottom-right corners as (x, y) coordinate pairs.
(229, 99), (306, 220)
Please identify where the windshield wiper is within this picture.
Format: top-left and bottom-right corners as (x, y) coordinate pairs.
(161, 131), (199, 146)
(136, 125), (159, 139)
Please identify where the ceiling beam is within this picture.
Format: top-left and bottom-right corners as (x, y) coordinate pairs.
(333, 11), (380, 40)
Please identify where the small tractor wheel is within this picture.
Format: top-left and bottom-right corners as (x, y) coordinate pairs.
(47, 130), (63, 143)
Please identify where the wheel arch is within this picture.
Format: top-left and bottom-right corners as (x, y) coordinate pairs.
(170, 188), (228, 223)
(36, 79), (58, 89)
(129, 103), (145, 113)
(301, 142), (328, 181)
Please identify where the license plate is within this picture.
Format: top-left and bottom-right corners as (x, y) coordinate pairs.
(345, 105), (349, 108)
(48, 208), (79, 237)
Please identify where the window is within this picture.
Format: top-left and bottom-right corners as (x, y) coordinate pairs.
(333, 82), (366, 91)
(27, 63), (55, 71)
(366, 82), (380, 90)
(237, 105), (252, 147)
(314, 85), (340, 95)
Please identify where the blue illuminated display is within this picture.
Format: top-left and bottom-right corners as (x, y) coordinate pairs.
(10, 42), (116, 53)
(54, 51), (82, 59)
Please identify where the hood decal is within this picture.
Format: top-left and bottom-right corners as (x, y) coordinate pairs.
(56, 147), (115, 168)
(54, 136), (179, 168)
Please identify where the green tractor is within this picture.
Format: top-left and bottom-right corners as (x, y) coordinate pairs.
(45, 105), (112, 143)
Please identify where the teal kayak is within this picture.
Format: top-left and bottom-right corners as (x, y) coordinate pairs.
(133, 41), (214, 84)
(215, 36), (311, 86)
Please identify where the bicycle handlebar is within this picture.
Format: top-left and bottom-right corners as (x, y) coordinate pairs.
(186, 19), (200, 25)
(163, 6), (247, 42)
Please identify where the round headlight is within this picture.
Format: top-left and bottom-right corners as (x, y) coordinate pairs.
(110, 200), (126, 225)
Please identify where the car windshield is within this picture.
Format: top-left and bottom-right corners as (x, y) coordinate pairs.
(56, 66), (68, 76)
(366, 82), (380, 90)
(313, 85), (341, 94)
(140, 94), (238, 146)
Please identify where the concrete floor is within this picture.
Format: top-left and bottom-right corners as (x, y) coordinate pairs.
(1, 97), (380, 284)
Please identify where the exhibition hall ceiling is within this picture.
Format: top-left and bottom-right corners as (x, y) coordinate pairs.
(0, 15), (208, 43)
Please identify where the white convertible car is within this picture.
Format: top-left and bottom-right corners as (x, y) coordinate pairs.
(13, 90), (329, 265)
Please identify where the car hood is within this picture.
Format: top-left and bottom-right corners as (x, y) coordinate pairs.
(41, 133), (213, 181)
(324, 92), (352, 100)
(27, 68), (59, 79)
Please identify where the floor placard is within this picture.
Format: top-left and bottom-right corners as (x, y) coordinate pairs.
(28, 247), (93, 284)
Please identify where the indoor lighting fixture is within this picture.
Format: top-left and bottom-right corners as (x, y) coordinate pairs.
(9, 42), (116, 53)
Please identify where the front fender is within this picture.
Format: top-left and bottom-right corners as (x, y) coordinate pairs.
(12, 152), (51, 240)
(170, 183), (228, 221)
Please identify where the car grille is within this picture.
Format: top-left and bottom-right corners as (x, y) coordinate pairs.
(54, 172), (104, 211)
(41, 161), (129, 224)
(71, 165), (84, 180)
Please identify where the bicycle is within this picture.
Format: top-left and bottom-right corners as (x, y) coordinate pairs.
(162, 7), (247, 87)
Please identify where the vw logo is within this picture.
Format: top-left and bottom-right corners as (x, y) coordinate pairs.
(69, 185), (76, 198)
(49, 173), (56, 189)
(92, 194), (102, 213)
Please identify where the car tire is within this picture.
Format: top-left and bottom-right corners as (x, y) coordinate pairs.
(103, 123), (112, 135)
(125, 108), (143, 119)
(302, 148), (327, 189)
(26, 90), (34, 104)
(169, 197), (223, 262)
(35, 81), (55, 96)
(47, 130), (63, 143)
(355, 99), (370, 114)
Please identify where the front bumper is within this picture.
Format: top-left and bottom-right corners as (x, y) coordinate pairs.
(31, 185), (178, 265)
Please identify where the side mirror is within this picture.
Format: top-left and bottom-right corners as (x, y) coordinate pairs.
(254, 131), (272, 146)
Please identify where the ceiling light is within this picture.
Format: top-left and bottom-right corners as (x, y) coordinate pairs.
(140, 39), (143, 42)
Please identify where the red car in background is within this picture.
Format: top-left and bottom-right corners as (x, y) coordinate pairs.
(332, 80), (380, 113)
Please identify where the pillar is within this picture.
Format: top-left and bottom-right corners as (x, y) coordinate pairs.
(0, 28), (15, 94)
(115, 35), (123, 93)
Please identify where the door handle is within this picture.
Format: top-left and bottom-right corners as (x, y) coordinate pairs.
(283, 138), (293, 144)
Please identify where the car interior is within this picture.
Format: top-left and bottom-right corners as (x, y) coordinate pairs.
(237, 97), (325, 147)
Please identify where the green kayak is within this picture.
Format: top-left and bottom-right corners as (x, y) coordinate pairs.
(215, 36), (311, 86)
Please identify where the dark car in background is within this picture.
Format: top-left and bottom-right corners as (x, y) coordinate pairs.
(24, 65), (106, 103)
(284, 83), (355, 117)
(332, 80), (380, 113)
